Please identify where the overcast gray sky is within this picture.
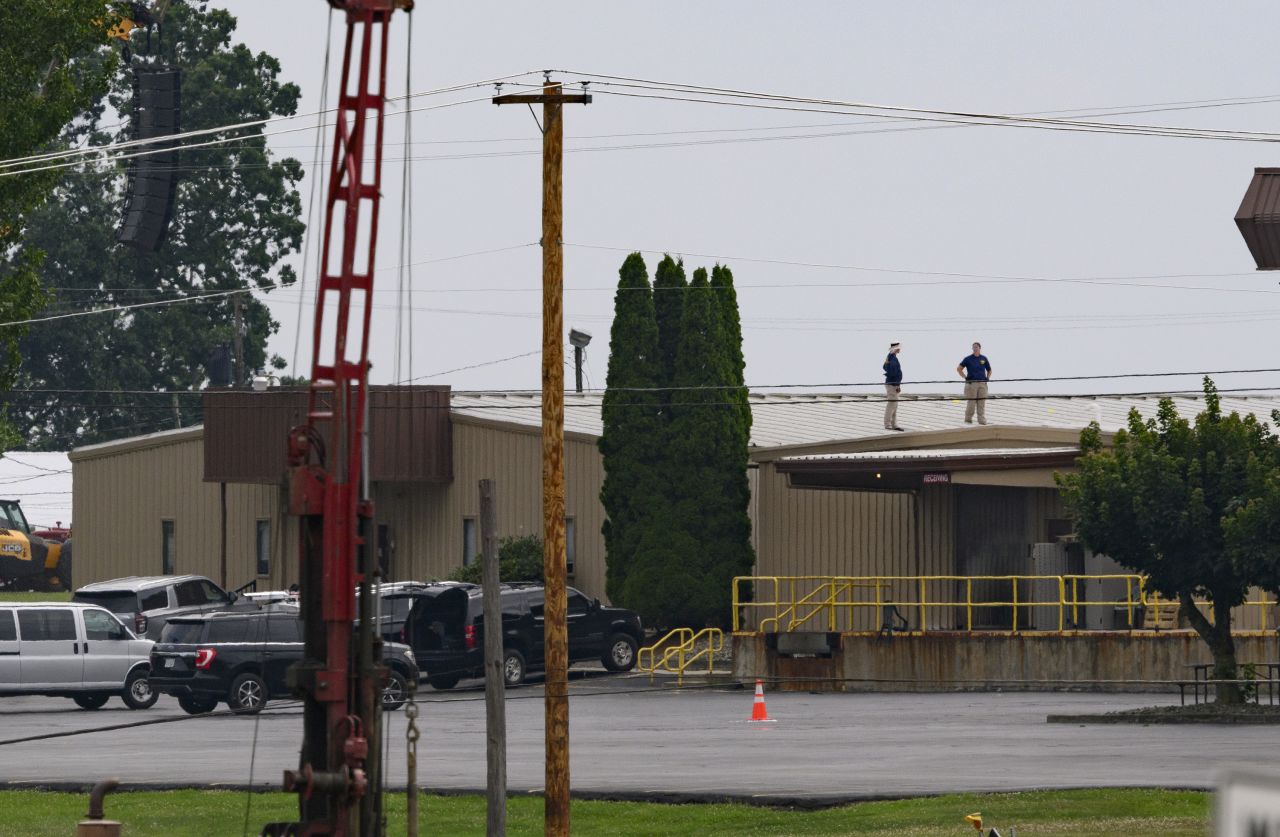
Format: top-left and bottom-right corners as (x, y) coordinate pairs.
(219, 1), (1280, 399)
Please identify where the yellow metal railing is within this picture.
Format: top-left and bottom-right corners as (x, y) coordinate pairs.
(638, 627), (724, 685)
(732, 575), (1279, 635)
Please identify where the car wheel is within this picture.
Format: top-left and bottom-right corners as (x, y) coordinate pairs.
(121, 668), (158, 710)
(502, 647), (526, 687)
(602, 633), (639, 672)
(73, 693), (109, 710)
(381, 670), (408, 711)
(178, 695), (218, 715)
(428, 673), (460, 690)
(228, 672), (268, 714)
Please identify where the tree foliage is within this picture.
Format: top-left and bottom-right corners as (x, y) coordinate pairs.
(446, 535), (544, 584)
(598, 253), (663, 603)
(1058, 380), (1280, 703)
(609, 262), (754, 629)
(11, 3), (303, 448)
(651, 255), (686, 406)
(0, 1), (117, 445)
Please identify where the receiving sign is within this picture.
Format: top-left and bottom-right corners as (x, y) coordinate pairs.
(1217, 769), (1280, 836)
(922, 472), (950, 484)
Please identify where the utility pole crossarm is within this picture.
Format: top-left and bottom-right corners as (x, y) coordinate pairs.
(492, 93), (592, 105)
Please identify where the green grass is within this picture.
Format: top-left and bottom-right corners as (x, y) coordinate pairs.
(0, 590), (71, 602)
(0, 788), (1209, 836)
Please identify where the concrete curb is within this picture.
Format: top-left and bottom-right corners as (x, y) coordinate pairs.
(1047, 712), (1280, 725)
(0, 781), (1212, 809)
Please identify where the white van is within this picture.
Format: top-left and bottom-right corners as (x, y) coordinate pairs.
(0, 602), (157, 710)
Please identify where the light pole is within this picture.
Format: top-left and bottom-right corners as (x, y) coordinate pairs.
(569, 328), (592, 394)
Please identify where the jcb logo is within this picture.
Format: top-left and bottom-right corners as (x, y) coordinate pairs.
(0, 543), (24, 554)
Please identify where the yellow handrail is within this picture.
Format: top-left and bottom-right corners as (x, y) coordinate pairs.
(638, 627), (724, 685)
(638, 628), (693, 673)
(731, 574), (1280, 636)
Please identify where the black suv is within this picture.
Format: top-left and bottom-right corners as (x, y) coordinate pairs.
(401, 583), (642, 689)
(149, 609), (419, 714)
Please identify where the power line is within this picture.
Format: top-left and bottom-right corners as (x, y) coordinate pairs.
(0, 71), (544, 173)
(10, 366), (1280, 398)
(555, 72), (1280, 143)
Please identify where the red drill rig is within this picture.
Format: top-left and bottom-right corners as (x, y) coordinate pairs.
(262, 2), (412, 835)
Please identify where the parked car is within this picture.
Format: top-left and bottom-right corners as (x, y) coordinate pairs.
(0, 602), (157, 710)
(73, 574), (258, 639)
(401, 583), (643, 689)
(149, 609), (419, 715)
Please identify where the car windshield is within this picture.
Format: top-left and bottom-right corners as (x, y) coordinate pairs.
(73, 591), (139, 616)
(160, 621), (205, 644)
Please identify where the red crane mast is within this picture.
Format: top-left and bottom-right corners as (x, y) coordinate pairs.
(264, 1), (412, 835)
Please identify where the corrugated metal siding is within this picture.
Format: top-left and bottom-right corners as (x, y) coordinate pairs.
(370, 419), (608, 601)
(73, 435), (287, 590)
(755, 463), (943, 631)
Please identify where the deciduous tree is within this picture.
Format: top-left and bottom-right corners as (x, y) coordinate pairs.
(1058, 381), (1280, 704)
(12, 2), (302, 448)
(0, 0), (117, 447)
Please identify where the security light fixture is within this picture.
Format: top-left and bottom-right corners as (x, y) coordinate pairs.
(568, 328), (592, 349)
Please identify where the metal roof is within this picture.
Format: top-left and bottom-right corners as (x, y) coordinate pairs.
(73, 391), (1280, 464)
(450, 391), (1280, 451)
(782, 447), (1079, 463)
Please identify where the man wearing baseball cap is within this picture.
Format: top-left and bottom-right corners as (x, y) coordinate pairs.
(883, 342), (904, 431)
(956, 341), (993, 425)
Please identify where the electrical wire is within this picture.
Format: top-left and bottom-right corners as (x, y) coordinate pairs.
(291, 7), (334, 379)
(0, 71), (545, 172)
(555, 72), (1280, 142)
(9, 365), (1280, 399)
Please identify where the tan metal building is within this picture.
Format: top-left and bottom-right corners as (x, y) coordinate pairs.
(70, 388), (610, 598)
(69, 389), (1280, 617)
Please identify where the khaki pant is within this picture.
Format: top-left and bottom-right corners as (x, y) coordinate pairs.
(964, 381), (988, 424)
(884, 384), (900, 429)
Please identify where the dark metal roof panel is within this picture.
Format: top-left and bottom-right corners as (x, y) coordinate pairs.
(1235, 167), (1280, 270)
(203, 386), (451, 484)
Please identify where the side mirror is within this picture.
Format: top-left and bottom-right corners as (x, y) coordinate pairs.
(227, 591), (238, 604)
(592, 598), (601, 610)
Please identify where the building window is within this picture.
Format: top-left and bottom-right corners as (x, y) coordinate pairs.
(161, 520), (176, 575)
(255, 519), (271, 577)
(462, 518), (477, 567)
(565, 517), (576, 576)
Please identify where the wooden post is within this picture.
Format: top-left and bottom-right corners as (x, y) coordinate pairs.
(479, 479), (506, 836)
(492, 78), (589, 837)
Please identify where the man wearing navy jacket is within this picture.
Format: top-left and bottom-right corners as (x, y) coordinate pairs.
(883, 342), (904, 431)
(956, 341), (993, 425)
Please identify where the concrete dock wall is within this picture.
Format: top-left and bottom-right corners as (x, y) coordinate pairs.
(731, 631), (1280, 692)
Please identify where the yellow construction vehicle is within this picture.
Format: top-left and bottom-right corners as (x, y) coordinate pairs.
(0, 499), (71, 592)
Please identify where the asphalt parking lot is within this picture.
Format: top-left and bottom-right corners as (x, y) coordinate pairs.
(1, 676), (1276, 803)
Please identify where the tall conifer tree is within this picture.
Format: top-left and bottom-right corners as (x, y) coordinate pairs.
(598, 253), (663, 604)
(652, 255), (687, 406)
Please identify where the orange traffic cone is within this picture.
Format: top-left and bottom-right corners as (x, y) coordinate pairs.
(747, 679), (776, 723)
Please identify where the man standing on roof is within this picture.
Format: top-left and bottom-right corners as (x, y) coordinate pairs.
(883, 342), (904, 431)
(957, 342), (992, 425)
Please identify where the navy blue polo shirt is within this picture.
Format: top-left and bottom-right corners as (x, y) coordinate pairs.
(959, 354), (991, 382)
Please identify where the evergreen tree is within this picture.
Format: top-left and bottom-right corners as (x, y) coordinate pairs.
(598, 253), (663, 604)
(711, 263), (750, 443)
(625, 267), (753, 627)
(710, 263), (755, 593)
(651, 255), (687, 405)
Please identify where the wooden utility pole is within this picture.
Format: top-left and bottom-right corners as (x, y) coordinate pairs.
(479, 478), (506, 836)
(492, 78), (590, 837)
